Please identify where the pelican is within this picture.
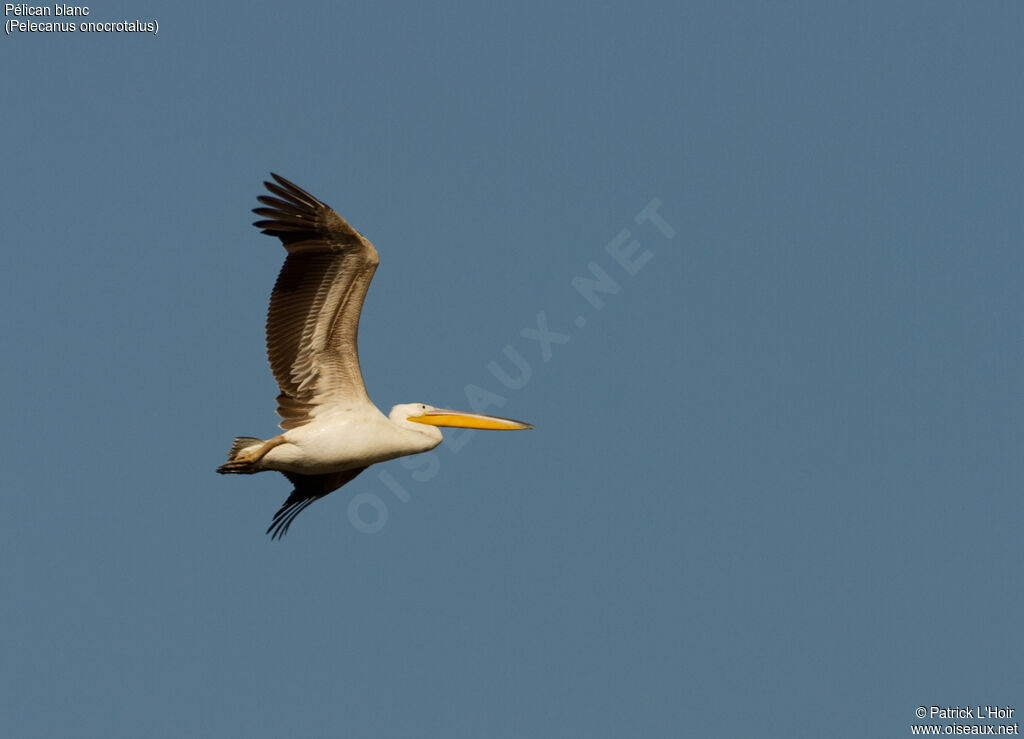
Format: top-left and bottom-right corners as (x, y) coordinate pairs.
(218, 174), (532, 538)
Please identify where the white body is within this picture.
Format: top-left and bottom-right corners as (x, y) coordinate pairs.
(254, 403), (443, 475)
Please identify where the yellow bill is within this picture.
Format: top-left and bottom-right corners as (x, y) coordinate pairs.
(408, 408), (533, 431)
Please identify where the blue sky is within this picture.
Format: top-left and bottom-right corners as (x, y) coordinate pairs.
(3, 2), (1022, 737)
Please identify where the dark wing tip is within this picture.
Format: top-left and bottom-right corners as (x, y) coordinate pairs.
(251, 173), (371, 253)
(263, 468), (369, 540)
(267, 173), (318, 201)
(266, 494), (319, 540)
(251, 173), (334, 245)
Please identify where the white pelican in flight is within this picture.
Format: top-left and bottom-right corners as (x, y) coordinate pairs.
(218, 174), (532, 538)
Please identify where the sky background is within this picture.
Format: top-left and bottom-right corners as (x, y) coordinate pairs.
(2, 2), (1022, 737)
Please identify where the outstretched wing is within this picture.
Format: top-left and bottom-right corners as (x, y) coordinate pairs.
(267, 467), (369, 540)
(252, 173), (380, 429)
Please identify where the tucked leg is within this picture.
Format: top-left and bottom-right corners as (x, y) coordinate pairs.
(217, 435), (287, 474)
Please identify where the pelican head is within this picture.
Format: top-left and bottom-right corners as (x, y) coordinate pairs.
(391, 403), (533, 432)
